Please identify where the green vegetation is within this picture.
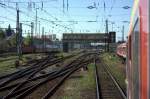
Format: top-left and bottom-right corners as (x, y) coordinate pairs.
(0, 28), (5, 39)
(57, 50), (78, 58)
(52, 64), (96, 99)
(0, 25), (33, 52)
(9, 35), (17, 46)
(57, 52), (67, 57)
(0, 35), (16, 52)
(24, 34), (32, 46)
(0, 57), (17, 75)
(101, 52), (126, 91)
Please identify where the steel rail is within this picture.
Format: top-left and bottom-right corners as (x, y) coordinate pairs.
(0, 54), (81, 93)
(94, 58), (102, 99)
(42, 62), (90, 99)
(103, 63), (127, 99)
(14, 59), (91, 98)
(3, 58), (65, 99)
(0, 52), (94, 98)
(15, 56), (93, 98)
(0, 54), (73, 89)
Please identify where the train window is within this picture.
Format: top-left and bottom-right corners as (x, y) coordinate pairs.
(131, 18), (140, 99)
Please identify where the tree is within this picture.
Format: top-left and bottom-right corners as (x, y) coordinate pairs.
(0, 28), (5, 40)
(24, 34), (32, 46)
(6, 24), (13, 37)
(9, 34), (17, 46)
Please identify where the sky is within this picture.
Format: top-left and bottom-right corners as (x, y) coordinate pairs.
(0, 0), (133, 41)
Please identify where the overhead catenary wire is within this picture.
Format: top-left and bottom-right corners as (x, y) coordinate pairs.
(0, 0), (58, 3)
(0, 0), (131, 35)
(27, 2), (74, 31)
(0, 2), (73, 32)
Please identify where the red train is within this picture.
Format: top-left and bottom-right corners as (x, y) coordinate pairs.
(116, 43), (127, 59)
(127, 0), (150, 99)
(22, 46), (35, 53)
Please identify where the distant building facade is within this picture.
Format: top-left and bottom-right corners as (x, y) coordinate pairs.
(62, 32), (116, 52)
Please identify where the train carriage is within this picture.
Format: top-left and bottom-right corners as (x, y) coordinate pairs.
(117, 43), (127, 59)
(127, 0), (150, 99)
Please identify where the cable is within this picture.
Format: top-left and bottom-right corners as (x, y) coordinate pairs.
(0, 3), (67, 29)
(109, 0), (116, 15)
(1, 0), (58, 3)
(0, 15), (16, 22)
(29, 2), (74, 30)
(0, 2), (72, 31)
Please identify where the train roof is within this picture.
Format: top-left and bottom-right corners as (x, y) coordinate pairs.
(128, 0), (139, 35)
(117, 43), (126, 48)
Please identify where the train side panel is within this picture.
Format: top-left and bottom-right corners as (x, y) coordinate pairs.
(116, 43), (126, 59)
(139, 0), (149, 98)
(127, 0), (150, 99)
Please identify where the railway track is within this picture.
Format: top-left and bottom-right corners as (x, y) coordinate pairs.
(0, 52), (95, 99)
(95, 57), (126, 99)
(0, 53), (73, 80)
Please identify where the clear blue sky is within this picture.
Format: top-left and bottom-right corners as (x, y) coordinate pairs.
(0, 0), (133, 41)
